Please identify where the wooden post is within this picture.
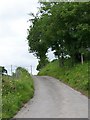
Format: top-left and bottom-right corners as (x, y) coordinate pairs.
(81, 53), (84, 65)
(30, 65), (32, 75)
(11, 65), (12, 76)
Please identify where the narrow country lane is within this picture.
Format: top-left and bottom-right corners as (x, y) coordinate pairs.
(14, 76), (88, 118)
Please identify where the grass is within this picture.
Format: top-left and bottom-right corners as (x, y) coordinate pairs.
(38, 59), (89, 96)
(2, 67), (34, 119)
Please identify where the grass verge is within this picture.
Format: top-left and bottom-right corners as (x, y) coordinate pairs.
(38, 59), (89, 96)
(2, 67), (34, 119)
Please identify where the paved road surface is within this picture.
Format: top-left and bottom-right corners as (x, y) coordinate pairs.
(14, 76), (88, 118)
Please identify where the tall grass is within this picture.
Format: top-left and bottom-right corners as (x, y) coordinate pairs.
(38, 59), (89, 96)
(2, 67), (34, 119)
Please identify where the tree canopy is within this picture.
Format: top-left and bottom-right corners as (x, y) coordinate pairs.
(0, 66), (7, 75)
(27, 2), (90, 70)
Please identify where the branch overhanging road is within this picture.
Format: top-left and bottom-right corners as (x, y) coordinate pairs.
(14, 76), (88, 118)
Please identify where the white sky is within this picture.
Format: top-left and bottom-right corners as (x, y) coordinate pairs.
(0, 0), (55, 75)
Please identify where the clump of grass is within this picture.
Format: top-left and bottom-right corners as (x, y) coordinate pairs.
(2, 67), (34, 119)
(38, 59), (89, 96)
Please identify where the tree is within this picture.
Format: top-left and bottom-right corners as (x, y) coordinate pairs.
(0, 66), (7, 75)
(27, 2), (90, 68)
(27, 13), (49, 69)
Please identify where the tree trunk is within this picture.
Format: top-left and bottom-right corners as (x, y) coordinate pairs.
(71, 54), (75, 66)
(61, 52), (64, 67)
(58, 54), (61, 67)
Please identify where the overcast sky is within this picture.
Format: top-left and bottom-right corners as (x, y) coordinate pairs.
(0, 0), (55, 75)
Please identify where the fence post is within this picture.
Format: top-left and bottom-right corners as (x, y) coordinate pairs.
(30, 65), (32, 75)
(11, 65), (12, 76)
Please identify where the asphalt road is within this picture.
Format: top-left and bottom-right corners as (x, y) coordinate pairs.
(14, 76), (88, 118)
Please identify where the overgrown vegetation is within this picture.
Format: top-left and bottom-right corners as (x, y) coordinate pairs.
(27, 2), (90, 70)
(38, 59), (89, 96)
(2, 67), (34, 119)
